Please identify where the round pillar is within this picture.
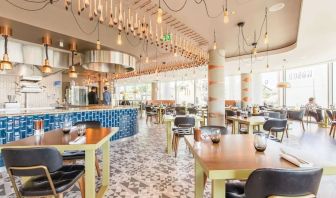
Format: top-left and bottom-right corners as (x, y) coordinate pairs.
(151, 81), (158, 100)
(241, 73), (252, 108)
(208, 49), (226, 126)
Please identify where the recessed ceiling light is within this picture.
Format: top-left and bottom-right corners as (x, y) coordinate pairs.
(269, 3), (285, 12)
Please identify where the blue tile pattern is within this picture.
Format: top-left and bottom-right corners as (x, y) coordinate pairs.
(0, 108), (138, 167)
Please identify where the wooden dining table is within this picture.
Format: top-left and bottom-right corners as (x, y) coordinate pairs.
(0, 127), (118, 198)
(184, 134), (336, 198)
(227, 116), (266, 134)
(163, 115), (202, 155)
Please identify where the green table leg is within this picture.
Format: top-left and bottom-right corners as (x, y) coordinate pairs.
(195, 159), (205, 198)
(85, 149), (96, 198)
(166, 121), (172, 154)
(102, 141), (110, 186)
(212, 180), (226, 198)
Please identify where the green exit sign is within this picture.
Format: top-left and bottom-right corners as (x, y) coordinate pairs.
(163, 34), (172, 41)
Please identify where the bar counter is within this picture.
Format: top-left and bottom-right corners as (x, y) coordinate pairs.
(0, 106), (139, 166)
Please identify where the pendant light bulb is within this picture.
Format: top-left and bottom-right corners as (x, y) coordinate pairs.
(213, 41), (217, 50)
(252, 45), (257, 56)
(264, 32), (269, 44)
(0, 27), (13, 70)
(96, 40), (101, 50)
(224, 9), (229, 24)
(145, 56), (149, 63)
(157, 7), (163, 24)
(117, 31), (122, 45)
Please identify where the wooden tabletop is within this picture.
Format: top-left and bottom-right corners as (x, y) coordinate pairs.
(0, 127), (118, 151)
(185, 135), (297, 177)
(227, 116), (266, 125)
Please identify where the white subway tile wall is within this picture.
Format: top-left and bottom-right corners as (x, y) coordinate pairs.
(0, 73), (62, 108)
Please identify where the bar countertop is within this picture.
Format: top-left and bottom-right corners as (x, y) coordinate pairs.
(0, 105), (138, 117)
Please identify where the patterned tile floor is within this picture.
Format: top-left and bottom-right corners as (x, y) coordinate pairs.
(0, 118), (336, 197)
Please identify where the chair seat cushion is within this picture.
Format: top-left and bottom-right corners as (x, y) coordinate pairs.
(20, 165), (84, 197)
(270, 127), (286, 132)
(226, 181), (246, 198)
(62, 150), (85, 160)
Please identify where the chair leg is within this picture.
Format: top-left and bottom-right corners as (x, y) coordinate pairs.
(78, 176), (85, 198)
(301, 121), (305, 131)
(280, 131), (285, 142)
(329, 125), (334, 136)
(175, 136), (180, 158)
(172, 134), (176, 152)
(95, 157), (101, 177)
(333, 126), (336, 138)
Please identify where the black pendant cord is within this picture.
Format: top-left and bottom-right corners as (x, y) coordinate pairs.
(5, 0), (58, 11)
(45, 44), (48, 60)
(4, 36), (8, 55)
(71, 51), (75, 66)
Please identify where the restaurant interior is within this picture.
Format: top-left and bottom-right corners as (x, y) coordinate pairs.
(0, 0), (336, 197)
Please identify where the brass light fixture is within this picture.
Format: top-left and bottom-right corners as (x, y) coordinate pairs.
(41, 36), (52, 73)
(223, 0), (229, 24)
(213, 29), (217, 50)
(277, 59), (291, 88)
(157, 0), (163, 24)
(68, 42), (78, 78)
(0, 26), (13, 70)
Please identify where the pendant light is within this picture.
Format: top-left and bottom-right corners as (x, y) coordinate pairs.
(41, 36), (52, 73)
(277, 59), (291, 88)
(97, 23), (101, 50)
(157, 0), (163, 24)
(68, 42), (78, 78)
(117, 31), (122, 45)
(0, 26), (13, 70)
(223, 0), (229, 24)
(264, 8), (269, 44)
(213, 29), (217, 50)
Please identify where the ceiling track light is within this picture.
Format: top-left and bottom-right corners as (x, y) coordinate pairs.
(0, 26), (13, 70)
(41, 36), (52, 74)
(68, 42), (78, 78)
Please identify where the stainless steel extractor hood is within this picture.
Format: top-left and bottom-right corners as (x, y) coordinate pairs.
(82, 50), (136, 74)
(0, 39), (69, 77)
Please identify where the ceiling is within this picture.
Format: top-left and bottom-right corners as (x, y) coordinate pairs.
(0, 0), (318, 76)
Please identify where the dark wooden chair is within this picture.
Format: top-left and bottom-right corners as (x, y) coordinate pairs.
(226, 168), (323, 198)
(2, 147), (85, 198)
(172, 116), (195, 157)
(326, 110), (336, 138)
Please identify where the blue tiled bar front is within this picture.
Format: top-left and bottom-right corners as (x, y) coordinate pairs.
(0, 107), (138, 166)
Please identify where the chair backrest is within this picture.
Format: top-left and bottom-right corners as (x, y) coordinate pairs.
(268, 111), (281, 119)
(2, 147), (63, 176)
(145, 106), (153, 113)
(326, 109), (333, 121)
(263, 119), (288, 131)
(74, 121), (101, 128)
(288, 109), (305, 121)
(245, 168), (323, 198)
(175, 107), (187, 115)
(174, 116), (195, 128)
(200, 125), (228, 135)
(187, 107), (198, 114)
(225, 109), (236, 117)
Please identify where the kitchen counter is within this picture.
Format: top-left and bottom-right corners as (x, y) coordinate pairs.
(0, 106), (139, 167)
(0, 105), (138, 117)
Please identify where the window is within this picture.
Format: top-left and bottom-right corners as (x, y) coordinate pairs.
(159, 81), (176, 100)
(195, 79), (208, 106)
(286, 64), (328, 107)
(260, 72), (280, 106)
(224, 75), (241, 100)
(176, 80), (195, 105)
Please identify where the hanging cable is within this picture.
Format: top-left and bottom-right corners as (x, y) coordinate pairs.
(5, 0), (56, 11)
(70, 3), (99, 35)
(162, 0), (187, 12)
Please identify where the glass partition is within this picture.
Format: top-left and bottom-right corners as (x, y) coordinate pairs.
(286, 64), (328, 107)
